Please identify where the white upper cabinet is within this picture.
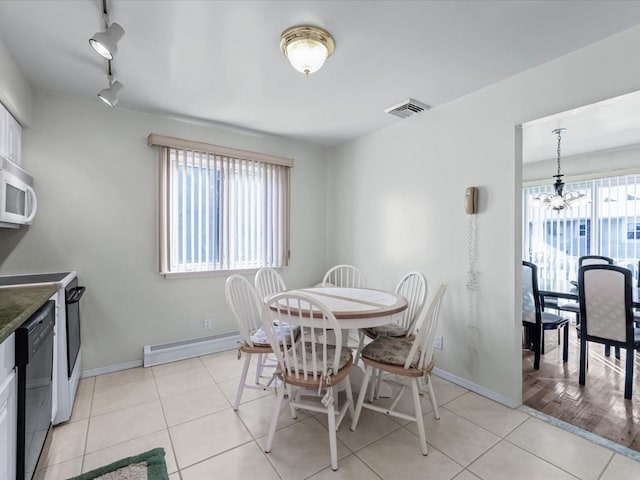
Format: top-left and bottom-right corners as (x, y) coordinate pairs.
(0, 103), (22, 166)
(6, 113), (21, 165)
(0, 105), (7, 161)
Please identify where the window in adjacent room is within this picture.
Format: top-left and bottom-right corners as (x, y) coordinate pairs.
(522, 174), (640, 289)
(148, 134), (292, 275)
(523, 173), (640, 289)
(627, 222), (640, 240)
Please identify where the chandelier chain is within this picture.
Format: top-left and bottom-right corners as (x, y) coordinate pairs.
(556, 129), (562, 177)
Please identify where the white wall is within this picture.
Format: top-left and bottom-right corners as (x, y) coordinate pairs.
(0, 90), (328, 371)
(327, 25), (640, 406)
(0, 38), (31, 126)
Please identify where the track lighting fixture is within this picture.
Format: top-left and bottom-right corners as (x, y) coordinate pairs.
(89, 0), (125, 107)
(97, 61), (123, 107)
(90, 22), (125, 60)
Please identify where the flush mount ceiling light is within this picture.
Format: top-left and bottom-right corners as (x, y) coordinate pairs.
(89, 0), (125, 107)
(280, 25), (335, 75)
(530, 128), (589, 211)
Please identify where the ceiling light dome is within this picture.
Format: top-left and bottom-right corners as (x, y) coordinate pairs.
(280, 25), (335, 75)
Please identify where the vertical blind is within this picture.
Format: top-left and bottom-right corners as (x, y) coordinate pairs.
(150, 135), (292, 274)
(523, 173), (640, 289)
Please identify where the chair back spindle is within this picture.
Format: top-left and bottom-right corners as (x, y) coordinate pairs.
(255, 267), (287, 302)
(225, 275), (263, 348)
(322, 264), (365, 288)
(263, 293), (345, 384)
(406, 285), (447, 370)
(394, 271), (428, 335)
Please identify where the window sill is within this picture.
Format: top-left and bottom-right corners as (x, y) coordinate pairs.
(161, 268), (283, 279)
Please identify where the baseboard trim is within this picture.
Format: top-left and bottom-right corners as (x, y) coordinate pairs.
(143, 332), (241, 367)
(82, 360), (143, 379)
(433, 367), (519, 408)
(82, 333), (242, 377)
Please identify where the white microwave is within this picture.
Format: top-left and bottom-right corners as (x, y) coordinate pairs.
(0, 157), (37, 227)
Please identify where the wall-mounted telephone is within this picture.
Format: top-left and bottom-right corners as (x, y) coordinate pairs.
(465, 186), (478, 214)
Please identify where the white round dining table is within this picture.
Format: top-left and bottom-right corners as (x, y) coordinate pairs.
(270, 287), (408, 329)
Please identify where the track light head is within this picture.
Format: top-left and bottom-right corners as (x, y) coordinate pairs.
(97, 80), (124, 107)
(89, 23), (125, 60)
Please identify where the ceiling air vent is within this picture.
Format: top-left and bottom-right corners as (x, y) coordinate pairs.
(384, 98), (431, 119)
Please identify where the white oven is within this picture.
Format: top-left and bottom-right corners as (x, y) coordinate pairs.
(0, 158), (37, 227)
(0, 272), (85, 425)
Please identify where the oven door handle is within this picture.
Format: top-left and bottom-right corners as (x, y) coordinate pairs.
(66, 286), (86, 304)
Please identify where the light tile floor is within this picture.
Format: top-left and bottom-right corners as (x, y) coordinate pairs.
(36, 349), (640, 480)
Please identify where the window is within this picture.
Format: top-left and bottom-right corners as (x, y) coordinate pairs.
(627, 222), (640, 240)
(578, 222), (587, 237)
(149, 134), (292, 274)
(523, 173), (640, 289)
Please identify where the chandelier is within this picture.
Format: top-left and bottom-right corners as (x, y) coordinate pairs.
(530, 128), (589, 211)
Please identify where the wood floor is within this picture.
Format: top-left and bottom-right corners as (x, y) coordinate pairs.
(522, 322), (640, 452)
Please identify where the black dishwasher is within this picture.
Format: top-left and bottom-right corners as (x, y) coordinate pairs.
(15, 300), (55, 480)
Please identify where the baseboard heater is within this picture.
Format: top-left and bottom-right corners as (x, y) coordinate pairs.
(143, 331), (241, 367)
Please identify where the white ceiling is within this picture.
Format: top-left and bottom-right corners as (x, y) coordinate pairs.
(523, 90), (640, 163)
(1, 1), (640, 147)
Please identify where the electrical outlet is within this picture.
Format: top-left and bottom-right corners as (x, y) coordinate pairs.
(435, 336), (443, 350)
(203, 318), (213, 330)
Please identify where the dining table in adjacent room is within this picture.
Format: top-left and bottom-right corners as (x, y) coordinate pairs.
(538, 282), (640, 308)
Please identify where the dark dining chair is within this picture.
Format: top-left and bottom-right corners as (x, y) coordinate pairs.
(578, 255), (614, 267)
(577, 255), (621, 358)
(522, 261), (569, 369)
(539, 256), (613, 325)
(578, 264), (640, 399)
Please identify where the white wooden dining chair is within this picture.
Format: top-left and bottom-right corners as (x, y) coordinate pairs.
(322, 264), (366, 288)
(225, 275), (298, 410)
(261, 292), (355, 471)
(254, 267), (287, 301)
(320, 264), (366, 347)
(355, 271), (427, 365)
(351, 285), (447, 455)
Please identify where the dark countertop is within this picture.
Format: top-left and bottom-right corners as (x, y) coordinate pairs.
(0, 284), (58, 344)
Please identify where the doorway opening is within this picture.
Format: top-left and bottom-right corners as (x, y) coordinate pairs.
(520, 90), (640, 454)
